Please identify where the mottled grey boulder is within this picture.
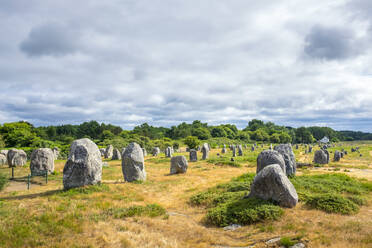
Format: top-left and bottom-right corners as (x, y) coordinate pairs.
(7, 149), (27, 167)
(112, 148), (122, 160)
(30, 148), (55, 174)
(238, 145), (243, 156)
(142, 148), (147, 157)
(189, 149), (197, 162)
(314, 150), (328, 164)
(152, 147), (160, 156)
(324, 149), (330, 163)
(221, 148), (226, 154)
(63, 138), (102, 190)
(170, 156), (188, 174)
(99, 148), (105, 157)
(121, 148), (126, 156)
(232, 146), (236, 157)
(165, 146), (173, 157)
(201, 143), (209, 160)
(334, 150), (341, 162)
(248, 164), (298, 208)
(0, 150), (8, 156)
(104, 145), (114, 159)
(274, 144), (296, 176)
(257, 150), (286, 174)
(52, 147), (60, 160)
(0, 154), (6, 166)
(122, 142), (146, 182)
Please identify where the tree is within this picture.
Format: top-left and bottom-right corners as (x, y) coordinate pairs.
(279, 132), (292, 143)
(211, 127), (227, 137)
(270, 133), (281, 143)
(191, 127), (210, 140)
(184, 136), (200, 149)
(295, 127), (314, 144)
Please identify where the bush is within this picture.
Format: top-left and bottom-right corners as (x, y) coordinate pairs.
(0, 173), (8, 191)
(305, 193), (359, 215)
(107, 204), (166, 218)
(205, 197), (283, 227)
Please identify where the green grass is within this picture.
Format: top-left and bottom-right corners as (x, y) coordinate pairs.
(0, 173), (8, 191)
(305, 193), (359, 215)
(58, 184), (110, 197)
(207, 157), (241, 167)
(106, 204), (166, 219)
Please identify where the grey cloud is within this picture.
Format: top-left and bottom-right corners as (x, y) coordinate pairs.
(20, 23), (80, 57)
(304, 25), (362, 60)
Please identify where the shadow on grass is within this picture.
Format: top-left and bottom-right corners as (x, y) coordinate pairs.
(0, 189), (63, 201)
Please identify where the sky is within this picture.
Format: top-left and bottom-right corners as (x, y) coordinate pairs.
(1, 0), (372, 131)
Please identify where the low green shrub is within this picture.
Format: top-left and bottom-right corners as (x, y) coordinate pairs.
(205, 197), (283, 227)
(305, 193), (359, 215)
(107, 204), (166, 218)
(0, 173), (8, 191)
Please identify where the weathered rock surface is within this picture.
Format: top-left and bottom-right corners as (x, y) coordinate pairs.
(201, 143), (209, 160)
(221, 148), (226, 154)
(165, 146), (173, 157)
(142, 148), (147, 157)
(248, 164), (298, 208)
(30, 148), (55, 174)
(334, 150), (341, 162)
(257, 150), (286, 174)
(274, 144), (296, 176)
(122, 142), (146, 182)
(238, 145), (243, 156)
(170, 155), (188, 174)
(99, 148), (105, 157)
(152, 147), (160, 156)
(112, 148), (122, 160)
(104, 145), (114, 159)
(189, 149), (197, 162)
(314, 150), (328, 164)
(0, 154), (6, 166)
(52, 147), (60, 160)
(7, 149), (27, 167)
(63, 138), (102, 190)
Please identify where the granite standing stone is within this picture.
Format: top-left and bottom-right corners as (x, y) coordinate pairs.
(105, 145), (114, 159)
(152, 147), (160, 156)
(63, 138), (102, 189)
(334, 150), (341, 162)
(122, 142), (146, 182)
(30, 148), (55, 174)
(170, 155), (188, 174)
(189, 149), (198, 162)
(274, 144), (296, 176)
(314, 150), (328, 164)
(7, 149), (27, 167)
(201, 143), (209, 160)
(257, 150), (286, 174)
(112, 148), (122, 160)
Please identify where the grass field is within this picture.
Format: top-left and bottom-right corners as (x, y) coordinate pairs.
(0, 142), (371, 248)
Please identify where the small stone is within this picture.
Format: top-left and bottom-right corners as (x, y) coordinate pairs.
(170, 156), (188, 174)
(223, 224), (241, 231)
(189, 149), (198, 162)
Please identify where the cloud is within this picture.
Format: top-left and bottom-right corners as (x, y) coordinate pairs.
(19, 23), (80, 57)
(0, 0), (371, 131)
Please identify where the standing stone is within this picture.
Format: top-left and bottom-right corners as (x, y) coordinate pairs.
(238, 145), (243, 156)
(122, 142), (146, 182)
(104, 145), (114, 159)
(63, 138), (102, 190)
(52, 147), (60, 160)
(274, 144), (296, 176)
(170, 156), (188, 174)
(270, 144), (273, 150)
(251, 146), (255, 152)
(152, 147), (160, 156)
(232, 146), (236, 157)
(99, 148), (105, 157)
(142, 148), (147, 157)
(340, 152), (344, 158)
(30, 148), (55, 174)
(221, 147), (226, 154)
(189, 149), (198, 162)
(112, 148), (122, 160)
(223, 144), (226, 148)
(121, 148), (126, 156)
(0, 154), (7, 166)
(257, 150), (286, 174)
(295, 144), (299, 150)
(207, 143), (211, 151)
(324, 149), (330, 163)
(201, 143), (209, 160)
(248, 164), (298, 208)
(314, 150), (328, 164)
(165, 146), (173, 158)
(7, 149), (27, 167)
(334, 151), (341, 162)
(308, 145), (313, 153)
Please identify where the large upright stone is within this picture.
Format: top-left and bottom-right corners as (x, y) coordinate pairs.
(201, 143), (209, 160)
(112, 148), (122, 160)
(274, 144), (296, 176)
(142, 148), (147, 157)
(314, 150), (328, 164)
(165, 146), (173, 158)
(0, 154), (6, 166)
(30, 148), (55, 174)
(248, 164), (298, 208)
(189, 149), (198, 162)
(232, 145), (236, 157)
(221, 147), (226, 154)
(7, 149), (27, 167)
(256, 150), (286, 174)
(170, 156), (188, 174)
(122, 143), (146, 182)
(104, 145), (114, 159)
(63, 138), (102, 190)
(251, 146), (255, 152)
(152, 147), (160, 156)
(52, 147), (60, 160)
(334, 150), (341, 162)
(238, 145), (243, 156)
(99, 148), (105, 157)
(323, 149), (330, 163)
(121, 148), (126, 156)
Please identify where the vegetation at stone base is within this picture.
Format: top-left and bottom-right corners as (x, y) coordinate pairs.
(105, 204), (166, 219)
(0, 173), (7, 191)
(190, 173), (372, 227)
